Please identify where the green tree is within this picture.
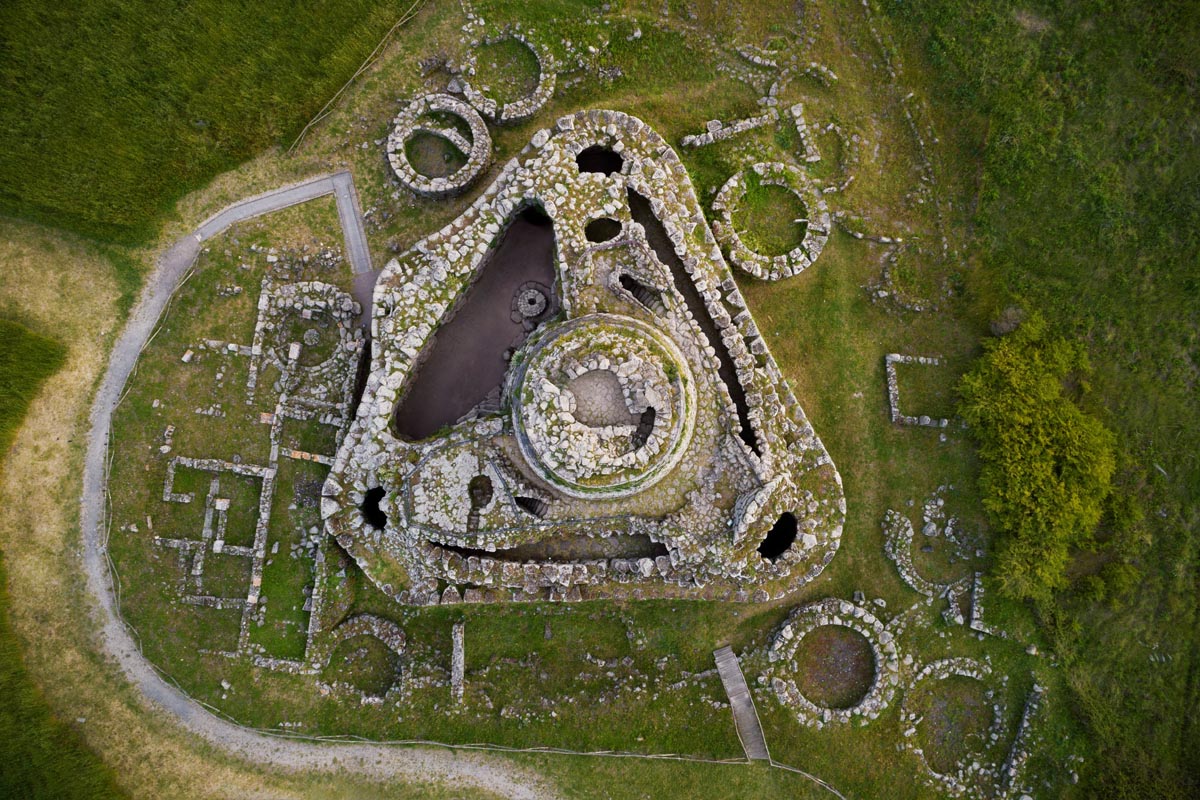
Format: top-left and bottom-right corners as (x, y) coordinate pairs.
(957, 313), (1117, 601)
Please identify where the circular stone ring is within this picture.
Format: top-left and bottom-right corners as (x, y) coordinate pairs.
(712, 162), (831, 281)
(458, 32), (556, 125)
(386, 93), (492, 199)
(766, 597), (901, 727)
(509, 314), (696, 499)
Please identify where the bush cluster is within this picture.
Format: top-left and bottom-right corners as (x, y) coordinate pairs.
(957, 313), (1116, 602)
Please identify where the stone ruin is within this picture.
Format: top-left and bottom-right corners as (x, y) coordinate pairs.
(884, 352), (954, 428)
(899, 657), (1009, 798)
(323, 109), (846, 607)
(711, 162), (831, 282)
(764, 597), (902, 728)
(454, 30), (557, 125)
(386, 93), (492, 199)
(154, 276), (364, 671)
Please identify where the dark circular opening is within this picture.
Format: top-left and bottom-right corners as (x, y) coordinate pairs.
(360, 486), (388, 530)
(584, 217), (622, 243)
(576, 145), (624, 176)
(794, 625), (876, 709)
(758, 512), (798, 561)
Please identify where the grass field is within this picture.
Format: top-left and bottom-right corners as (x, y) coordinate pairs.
(882, 1), (1200, 795)
(0, 0), (1197, 797)
(0, 553), (125, 799)
(0, 321), (123, 799)
(0, 0), (413, 244)
(0, 320), (66, 458)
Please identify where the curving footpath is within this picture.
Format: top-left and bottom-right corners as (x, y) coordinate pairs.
(80, 173), (552, 800)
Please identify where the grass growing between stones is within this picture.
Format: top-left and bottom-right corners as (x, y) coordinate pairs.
(104, 196), (352, 679)
(470, 38), (542, 108)
(406, 132), (469, 179)
(730, 177), (809, 257)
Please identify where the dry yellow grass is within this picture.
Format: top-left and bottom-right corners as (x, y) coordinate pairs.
(0, 217), (522, 799)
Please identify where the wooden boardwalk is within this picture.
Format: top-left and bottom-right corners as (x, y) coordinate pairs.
(714, 646), (770, 761)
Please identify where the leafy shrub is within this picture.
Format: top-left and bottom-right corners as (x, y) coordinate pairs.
(957, 313), (1117, 601)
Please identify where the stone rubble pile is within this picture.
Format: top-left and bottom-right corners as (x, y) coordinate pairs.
(680, 108), (779, 149)
(789, 103), (822, 164)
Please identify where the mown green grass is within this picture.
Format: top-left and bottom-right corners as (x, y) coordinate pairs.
(0, 0), (406, 244)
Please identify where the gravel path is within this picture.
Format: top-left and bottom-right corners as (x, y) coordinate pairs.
(79, 174), (553, 800)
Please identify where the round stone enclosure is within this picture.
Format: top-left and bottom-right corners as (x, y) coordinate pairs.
(510, 314), (696, 499)
(712, 162), (831, 281)
(516, 287), (548, 318)
(385, 93), (492, 198)
(791, 624), (877, 709)
(899, 658), (1008, 795)
(767, 597), (901, 727)
(459, 32), (556, 125)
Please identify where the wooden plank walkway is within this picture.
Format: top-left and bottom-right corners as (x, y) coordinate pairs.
(714, 645), (770, 761)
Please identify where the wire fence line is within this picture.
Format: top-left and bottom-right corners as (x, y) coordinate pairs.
(287, 0), (426, 155)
